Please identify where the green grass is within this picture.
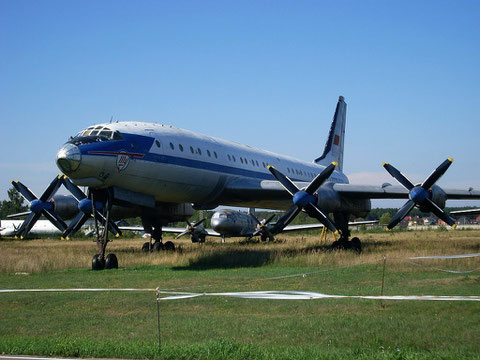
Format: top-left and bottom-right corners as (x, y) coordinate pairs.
(0, 232), (480, 359)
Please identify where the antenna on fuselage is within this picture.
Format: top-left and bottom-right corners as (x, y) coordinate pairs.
(109, 116), (113, 123)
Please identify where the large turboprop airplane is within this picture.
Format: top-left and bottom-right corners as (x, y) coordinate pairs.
(49, 96), (479, 269)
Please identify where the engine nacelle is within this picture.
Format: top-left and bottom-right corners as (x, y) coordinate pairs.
(316, 186), (371, 217)
(419, 185), (447, 213)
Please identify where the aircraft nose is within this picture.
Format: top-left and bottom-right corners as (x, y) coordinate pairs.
(56, 143), (82, 174)
(211, 217), (229, 232)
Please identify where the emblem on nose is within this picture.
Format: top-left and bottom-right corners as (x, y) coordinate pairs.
(116, 152), (130, 171)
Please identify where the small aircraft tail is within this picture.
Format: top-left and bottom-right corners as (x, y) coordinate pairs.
(314, 96), (346, 172)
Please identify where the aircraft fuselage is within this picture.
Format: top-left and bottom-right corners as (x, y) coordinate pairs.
(56, 122), (352, 211)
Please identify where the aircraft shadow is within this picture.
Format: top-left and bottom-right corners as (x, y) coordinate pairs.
(172, 249), (274, 270)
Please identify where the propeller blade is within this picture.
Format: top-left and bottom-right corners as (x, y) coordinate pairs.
(13, 212), (37, 237)
(264, 214), (276, 225)
(175, 230), (190, 239)
(271, 205), (301, 234)
(267, 166), (300, 196)
(11, 181), (37, 202)
(421, 158), (453, 190)
(42, 209), (68, 232)
(304, 203), (338, 233)
(305, 162), (337, 195)
(39, 175), (63, 202)
(17, 212), (42, 239)
(383, 163), (414, 191)
(424, 198), (456, 227)
(387, 200), (415, 230)
(95, 210), (121, 237)
(63, 213), (90, 239)
(192, 218), (206, 227)
(62, 177), (87, 201)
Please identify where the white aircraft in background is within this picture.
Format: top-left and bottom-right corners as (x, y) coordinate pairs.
(10, 96), (480, 269)
(120, 208), (379, 249)
(0, 220), (61, 237)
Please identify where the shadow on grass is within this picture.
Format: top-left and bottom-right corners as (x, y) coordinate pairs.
(172, 249), (274, 270)
(172, 244), (340, 270)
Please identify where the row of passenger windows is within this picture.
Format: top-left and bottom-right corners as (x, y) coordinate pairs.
(157, 140), (219, 159)
(156, 140), (319, 179)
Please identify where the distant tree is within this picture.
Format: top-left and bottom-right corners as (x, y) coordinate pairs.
(0, 187), (28, 218)
(379, 212), (392, 225)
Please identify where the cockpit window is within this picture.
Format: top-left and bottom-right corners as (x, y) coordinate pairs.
(75, 126), (122, 140)
(71, 126), (123, 145)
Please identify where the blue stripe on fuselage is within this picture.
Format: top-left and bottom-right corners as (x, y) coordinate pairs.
(75, 133), (345, 183)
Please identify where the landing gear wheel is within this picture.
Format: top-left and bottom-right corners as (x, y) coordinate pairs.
(142, 242), (151, 252)
(198, 235), (206, 243)
(350, 237), (362, 253)
(105, 253), (118, 269)
(164, 241), (175, 251)
(153, 242), (164, 251)
(92, 254), (105, 271)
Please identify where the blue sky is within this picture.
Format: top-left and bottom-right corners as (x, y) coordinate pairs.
(1, 0), (479, 207)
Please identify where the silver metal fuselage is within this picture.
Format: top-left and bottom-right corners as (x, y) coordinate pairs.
(56, 122), (350, 211)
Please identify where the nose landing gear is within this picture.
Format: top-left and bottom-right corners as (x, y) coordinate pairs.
(90, 191), (120, 270)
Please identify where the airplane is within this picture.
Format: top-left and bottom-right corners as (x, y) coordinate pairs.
(11, 96), (480, 269)
(0, 219), (61, 237)
(120, 208), (379, 247)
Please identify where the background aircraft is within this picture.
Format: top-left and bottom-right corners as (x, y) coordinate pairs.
(120, 208), (379, 248)
(0, 219), (61, 237)
(10, 96), (480, 269)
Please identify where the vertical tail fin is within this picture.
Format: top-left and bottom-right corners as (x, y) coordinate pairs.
(314, 96), (346, 172)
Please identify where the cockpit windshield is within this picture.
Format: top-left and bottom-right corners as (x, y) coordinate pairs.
(75, 126), (123, 140)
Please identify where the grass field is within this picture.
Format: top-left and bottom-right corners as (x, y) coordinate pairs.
(0, 230), (479, 359)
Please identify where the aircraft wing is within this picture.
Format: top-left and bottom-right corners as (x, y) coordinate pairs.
(119, 225), (221, 237)
(281, 220), (378, 232)
(223, 178), (480, 202)
(450, 209), (480, 216)
(332, 184), (480, 200)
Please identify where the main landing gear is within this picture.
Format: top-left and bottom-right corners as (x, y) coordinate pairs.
(331, 213), (362, 253)
(140, 221), (176, 253)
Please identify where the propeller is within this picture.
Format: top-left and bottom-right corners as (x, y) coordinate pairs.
(250, 213), (276, 238)
(267, 162), (339, 234)
(11, 175), (68, 238)
(176, 218), (207, 239)
(383, 158), (456, 230)
(62, 177), (121, 239)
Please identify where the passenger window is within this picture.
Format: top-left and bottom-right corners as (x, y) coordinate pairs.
(207, 150), (211, 157)
(232, 155), (236, 162)
(197, 148), (202, 155)
(190, 146), (194, 154)
(228, 155), (231, 161)
(170, 142), (174, 150)
(240, 158), (244, 164)
(179, 144), (184, 152)
(155, 140), (161, 148)
(214, 151), (218, 159)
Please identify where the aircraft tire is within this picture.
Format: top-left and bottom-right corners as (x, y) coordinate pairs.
(153, 242), (164, 251)
(92, 254), (105, 271)
(351, 237), (362, 253)
(105, 253), (118, 269)
(164, 241), (175, 251)
(142, 242), (151, 252)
